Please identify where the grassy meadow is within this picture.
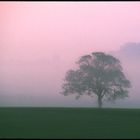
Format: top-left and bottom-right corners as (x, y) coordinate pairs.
(0, 107), (140, 139)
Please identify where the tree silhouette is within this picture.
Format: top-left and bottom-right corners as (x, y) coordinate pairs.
(61, 52), (131, 108)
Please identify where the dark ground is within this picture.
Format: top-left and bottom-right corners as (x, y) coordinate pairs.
(0, 107), (140, 139)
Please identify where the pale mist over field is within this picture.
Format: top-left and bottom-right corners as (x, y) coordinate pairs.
(0, 2), (140, 108)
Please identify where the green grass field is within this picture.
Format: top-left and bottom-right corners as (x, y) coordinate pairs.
(0, 107), (140, 139)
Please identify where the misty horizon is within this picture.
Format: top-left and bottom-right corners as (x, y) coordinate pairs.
(1, 2), (140, 108)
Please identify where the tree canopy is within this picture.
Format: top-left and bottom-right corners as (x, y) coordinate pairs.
(61, 52), (131, 108)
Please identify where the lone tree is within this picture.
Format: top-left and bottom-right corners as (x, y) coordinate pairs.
(61, 52), (131, 108)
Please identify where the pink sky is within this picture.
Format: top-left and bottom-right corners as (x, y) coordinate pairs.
(0, 2), (140, 107)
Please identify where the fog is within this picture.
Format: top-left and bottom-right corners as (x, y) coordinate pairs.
(0, 2), (140, 107)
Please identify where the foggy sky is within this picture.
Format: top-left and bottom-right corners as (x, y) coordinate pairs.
(1, 2), (140, 107)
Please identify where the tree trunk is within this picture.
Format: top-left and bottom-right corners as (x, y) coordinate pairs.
(98, 96), (103, 108)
